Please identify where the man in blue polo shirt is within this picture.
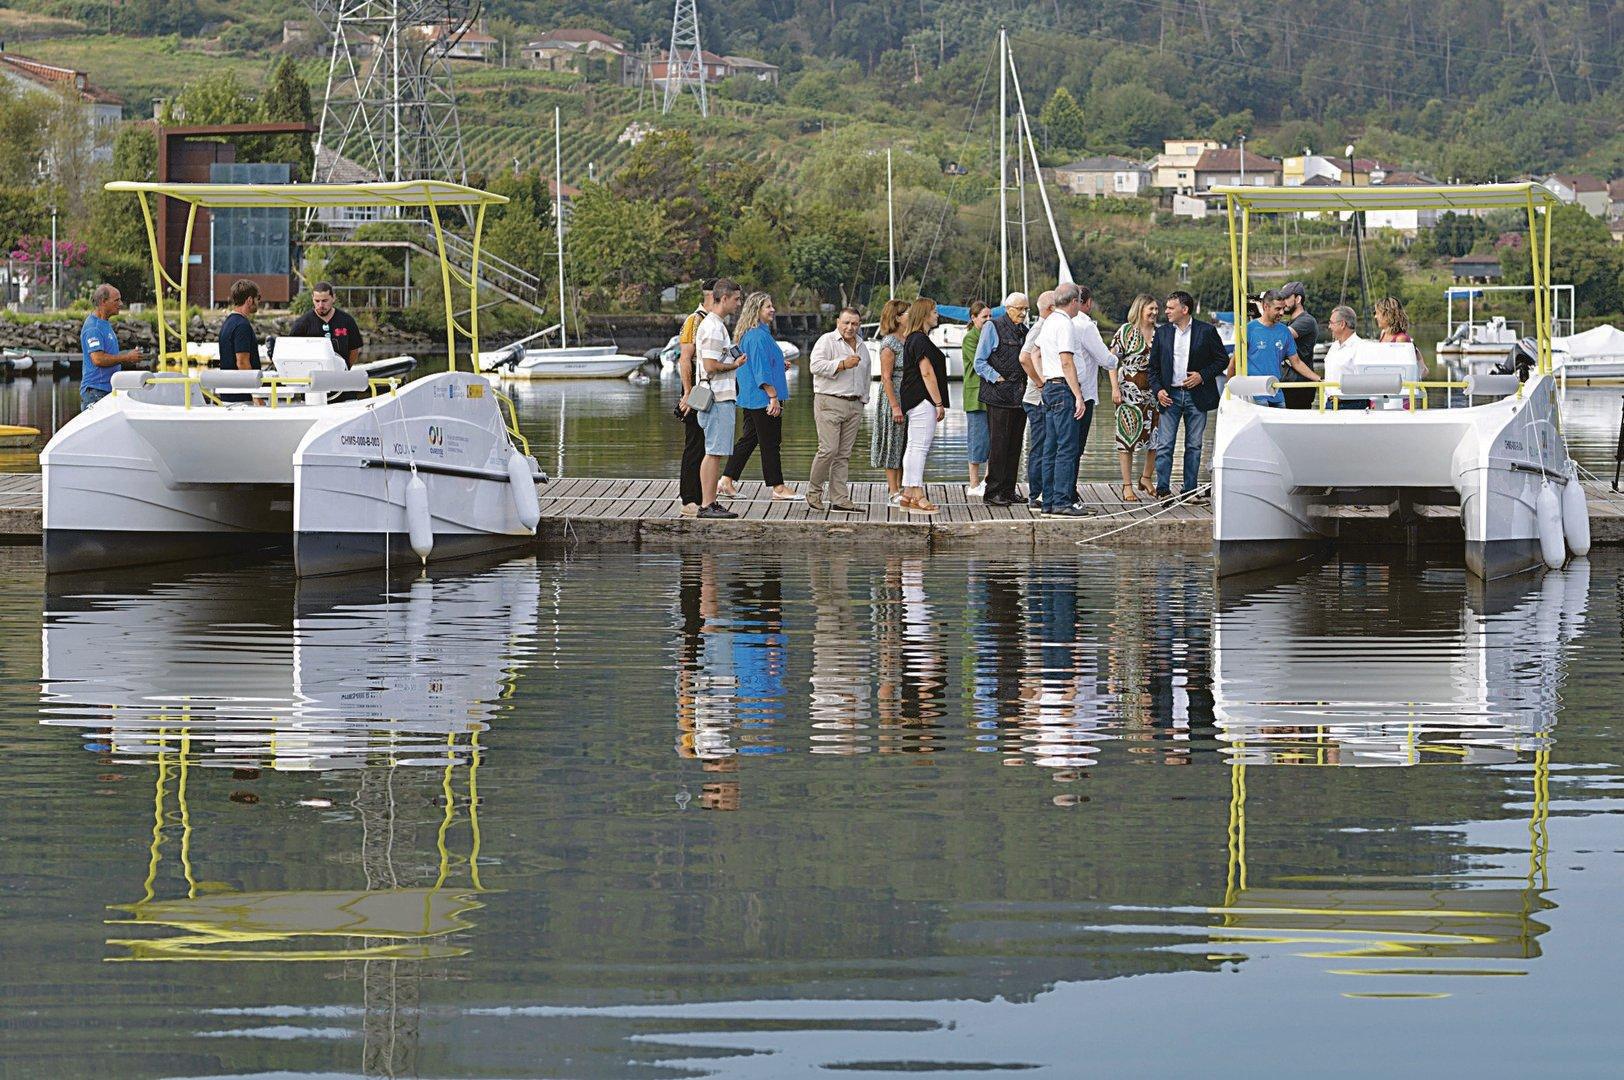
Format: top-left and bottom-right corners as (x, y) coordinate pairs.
(1238, 290), (1317, 406)
(79, 283), (145, 407)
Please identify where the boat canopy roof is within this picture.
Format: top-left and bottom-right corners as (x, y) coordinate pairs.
(1210, 182), (1561, 214)
(105, 179), (508, 209)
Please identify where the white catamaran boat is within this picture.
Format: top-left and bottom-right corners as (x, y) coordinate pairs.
(41, 180), (546, 577)
(1211, 183), (1589, 581)
(477, 108), (644, 381)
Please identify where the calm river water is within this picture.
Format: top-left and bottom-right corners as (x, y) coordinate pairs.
(2, 543), (1622, 1077)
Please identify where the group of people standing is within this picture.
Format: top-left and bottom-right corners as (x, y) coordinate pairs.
(672, 278), (1271, 518)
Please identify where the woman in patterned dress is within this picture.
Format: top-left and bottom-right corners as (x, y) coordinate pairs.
(1108, 293), (1160, 501)
(868, 298), (910, 503)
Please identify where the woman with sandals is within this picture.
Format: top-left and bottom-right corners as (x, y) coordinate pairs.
(1108, 293), (1161, 502)
(897, 297), (949, 515)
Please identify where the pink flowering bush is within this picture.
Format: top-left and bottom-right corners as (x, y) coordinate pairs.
(9, 235), (87, 293)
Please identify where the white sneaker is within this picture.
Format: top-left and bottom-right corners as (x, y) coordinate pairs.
(967, 483), (986, 498)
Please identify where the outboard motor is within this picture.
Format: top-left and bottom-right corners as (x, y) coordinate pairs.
(485, 341), (525, 372)
(1496, 338), (1539, 381)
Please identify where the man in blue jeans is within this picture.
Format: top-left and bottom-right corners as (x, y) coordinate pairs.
(1019, 290), (1054, 508)
(1035, 283), (1092, 517)
(1146, 291), (1228, 501)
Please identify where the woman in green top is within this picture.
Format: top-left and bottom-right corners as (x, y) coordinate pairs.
(961, 301), (991, 497)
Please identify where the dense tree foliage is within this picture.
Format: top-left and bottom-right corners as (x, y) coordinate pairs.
(513, 0), (1624, 176)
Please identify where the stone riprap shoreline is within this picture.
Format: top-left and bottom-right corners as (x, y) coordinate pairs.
(0, 315), (441, 354)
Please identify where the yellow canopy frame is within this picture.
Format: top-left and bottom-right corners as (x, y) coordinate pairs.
(105, 180), (510, 373)
(1214, 182), (1564, 378)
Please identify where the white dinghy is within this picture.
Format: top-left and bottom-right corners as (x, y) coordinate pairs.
(42, 180), (545, 577)
(1211, 183), (1583, 581)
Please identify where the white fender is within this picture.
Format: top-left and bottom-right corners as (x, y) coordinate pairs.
(507, 450), (541, 531)
(405, 474), (433, 562)
(1562, 461), (1591, 557)
(1536, 480), (1565, 570)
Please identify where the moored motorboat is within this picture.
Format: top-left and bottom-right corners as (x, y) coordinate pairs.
(479, 340), (646, 380)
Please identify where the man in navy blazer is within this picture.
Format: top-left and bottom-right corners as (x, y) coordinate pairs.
(1146, 291), (1228, 499)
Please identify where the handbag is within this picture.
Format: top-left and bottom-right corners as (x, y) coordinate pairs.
(683, 381), (714, 413)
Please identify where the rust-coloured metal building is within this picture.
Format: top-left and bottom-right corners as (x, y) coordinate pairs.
(155, 122), (313, 306)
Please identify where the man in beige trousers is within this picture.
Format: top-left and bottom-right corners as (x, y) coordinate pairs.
(806, 307), (871, 512)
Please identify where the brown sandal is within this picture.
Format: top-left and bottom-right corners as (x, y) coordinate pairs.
(901, 495), (939, 515)
(1122, 485), (1140, 502)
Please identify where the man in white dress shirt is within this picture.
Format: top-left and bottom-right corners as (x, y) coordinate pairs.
(1321, 304), (1369, 409)
(1068, 284), (1119, 493)
(1035, 282), (1093, 516)
(1020, 290), (1055, 509)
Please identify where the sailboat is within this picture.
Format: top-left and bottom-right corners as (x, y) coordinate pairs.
(477, 108), (645, 380)
(868, 29), (1070, 380)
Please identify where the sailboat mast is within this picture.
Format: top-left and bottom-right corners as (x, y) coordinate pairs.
(1005, 49), (1071, 285)
(886, 148), (896, 296)
(554, 107), (567, 348)
(1017, 124), (1029, 298)
(998, 27), (1008, 301)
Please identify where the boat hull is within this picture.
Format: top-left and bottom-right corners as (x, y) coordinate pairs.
(480, 343), (645, 379)
(292, 371), (540, 576)
(1213, 375), (1566, 580)
(41, 371), (540, 577)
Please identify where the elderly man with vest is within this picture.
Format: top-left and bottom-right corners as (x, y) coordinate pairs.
(969, 291), (1034, 506)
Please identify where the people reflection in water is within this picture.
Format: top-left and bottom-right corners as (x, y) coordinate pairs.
(809, 556), (873, 754)
(883, 556), (947, 750)
(731, 564), (788, 757)
(675, 555), (788, 808)
(1142, 562), (1215, 762)
(676, 552), (739, 767)
(1018, 566), (1114, 771)
(675, 551), (1219, 782)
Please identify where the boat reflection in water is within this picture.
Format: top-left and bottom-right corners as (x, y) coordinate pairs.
(1212, 559), (1586, 765)
(1207, 559), (1582, 995)
(38, 558), (538, 1074)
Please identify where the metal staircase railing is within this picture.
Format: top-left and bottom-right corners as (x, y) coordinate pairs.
(302, 220), (549, 316)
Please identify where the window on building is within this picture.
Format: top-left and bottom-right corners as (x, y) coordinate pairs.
(210, 163), (291, 277)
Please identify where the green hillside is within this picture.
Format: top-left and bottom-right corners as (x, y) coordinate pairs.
(2, 2), (1621, 321)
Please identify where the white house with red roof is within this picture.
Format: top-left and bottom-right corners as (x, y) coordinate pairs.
(0, 47), (123, 163)
(523, 28), (629, 77)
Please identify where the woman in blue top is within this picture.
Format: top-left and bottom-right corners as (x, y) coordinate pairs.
(721, 292), (802, 500)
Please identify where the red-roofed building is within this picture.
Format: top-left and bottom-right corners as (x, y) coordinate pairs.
(638, 50), (778, 91)
(524, 28), (629, 78)
(0, 47), (123, 163)
(1193, 148), (1282, 190)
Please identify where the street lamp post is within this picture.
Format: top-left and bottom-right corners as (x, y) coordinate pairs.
(1345, 143), (1368, 318)
(1238, 134), (1247, 186)
(49, 203), (58, 310)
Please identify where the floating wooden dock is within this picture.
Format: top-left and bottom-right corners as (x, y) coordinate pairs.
(7, 472), (1624, 553)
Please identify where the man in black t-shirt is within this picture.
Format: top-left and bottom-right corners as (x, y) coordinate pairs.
(287, 280), (364, 366)
(1278, 280), (1319, 410)
(219, 279), (262, 370)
